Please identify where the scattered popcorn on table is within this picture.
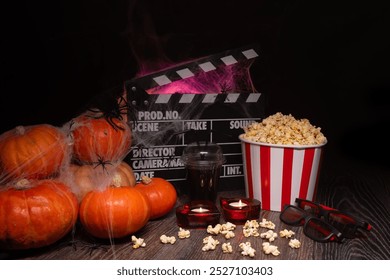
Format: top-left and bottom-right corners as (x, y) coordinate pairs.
(223, 230), (235, 239)
(221, 222), (236, 239)
(259, 218), (276, 230)
(260, 230), (278, 242)
(178, 227), (190, 239)
(221, 222), (236, 232)
(280, 229), (295, 238)
(207, 224), (222, 235)
(202, 236), (220, 251)
(207, 222), (237, 236)
(160, 235), (176, 244)
(243, 220), (260, 237)
(289, 238), (301, 249)
(131, 235), (146, 249)
(262, 242), (280, 256)
(222, 242), (233, 254)
(242, 112), (327, 146)
(207, 223), (236, 239)
(239, 242), (256, 258)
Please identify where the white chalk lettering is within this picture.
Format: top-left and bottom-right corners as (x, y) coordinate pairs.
(132, 158), (184, 169)
(137, 111), (179, 121)
(165, 110), (179, 120)
(132, 147), (176, 158)
(185, 121), (207, 130)
(226, 166), (242, 175)
(132, 122), (159, 132)
(134, 171), (155, 181)
(229, 120), (255, 130)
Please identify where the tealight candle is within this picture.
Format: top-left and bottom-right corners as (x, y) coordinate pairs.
(191, 207), (210, 213)
(176, 200), (220, 228)
(220, 197), (261, 224)
(229, 200), (248, 208)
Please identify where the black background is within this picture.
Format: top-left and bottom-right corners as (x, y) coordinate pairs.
(1, 0), (389, 165)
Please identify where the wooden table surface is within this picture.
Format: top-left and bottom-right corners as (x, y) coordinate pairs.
(2, 152), (390, 260)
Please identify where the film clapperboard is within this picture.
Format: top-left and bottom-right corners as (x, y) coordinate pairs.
(125, 45), (265, 196)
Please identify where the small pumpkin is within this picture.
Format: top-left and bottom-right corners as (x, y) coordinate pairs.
(79, 185), (150, 239)
(0, 179), (79, 250)
(70, 114), (132, 164)
(68, 161), (136, 203)
(135, 176), (177, 220)
(0, 124), (67, 181)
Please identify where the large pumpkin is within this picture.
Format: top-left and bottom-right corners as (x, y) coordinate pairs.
(135, 176), (177, 220)
(0, 124), (67, 181)
(70, 115), (132, 164)
(0, 179), (78, 250)
(79, 186), (150, 239)
(68, 161), (136, 203)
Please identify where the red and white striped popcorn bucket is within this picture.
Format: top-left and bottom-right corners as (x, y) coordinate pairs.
(239, 135), (327, 212)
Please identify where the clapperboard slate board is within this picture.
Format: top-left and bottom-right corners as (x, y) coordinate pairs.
(124, 45), (265, 195)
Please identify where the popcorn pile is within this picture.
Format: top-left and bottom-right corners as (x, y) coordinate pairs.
(242, 112), (327, 146)
(131, 217), (301, 259)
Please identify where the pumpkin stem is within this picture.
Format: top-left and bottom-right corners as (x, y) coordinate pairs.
(111, 174), (122, 187)
(15, 179), (31, 190)
(15, 126), (26, 135)
(141, 176), (152, 185)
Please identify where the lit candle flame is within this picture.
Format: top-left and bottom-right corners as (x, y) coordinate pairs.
(192, 207), (210, 213)
(229, 199), (248, 208)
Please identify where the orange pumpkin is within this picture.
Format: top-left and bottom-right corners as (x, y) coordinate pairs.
(70, 115), (132, 164)
(79, 186), (150, 239)
(0, 124), (67, 181)
(0, 179), (78, 250)
(68, 161), (136, 203)
(135, 176), (177, 220)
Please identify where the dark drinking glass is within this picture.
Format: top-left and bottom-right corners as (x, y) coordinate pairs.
(181, 142), (225, 202)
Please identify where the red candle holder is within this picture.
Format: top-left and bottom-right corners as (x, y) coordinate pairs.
(220, 197), (261, 224)
(176, 200), (221, 229)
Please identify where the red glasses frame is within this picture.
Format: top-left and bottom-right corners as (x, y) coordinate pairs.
(295, 198), (372, 238)
(279, 205), (343, 242)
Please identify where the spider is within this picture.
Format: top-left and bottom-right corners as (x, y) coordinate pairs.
(92, 155), (113, 173)
(219, 81), (232, 94)
(86, 86), (135, 131)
